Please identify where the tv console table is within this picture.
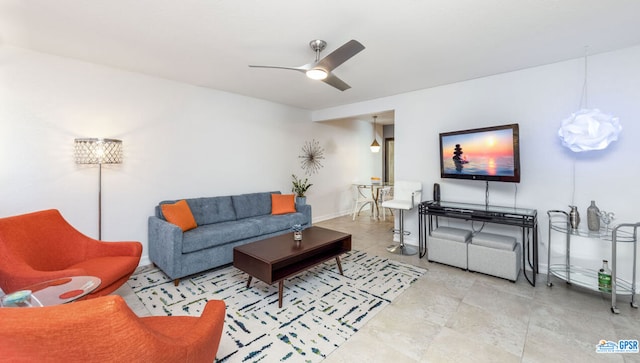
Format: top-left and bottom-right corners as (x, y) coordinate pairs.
(419, 200), (539, 286)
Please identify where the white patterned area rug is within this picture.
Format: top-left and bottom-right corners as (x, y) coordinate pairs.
(127, 250), (426, 363)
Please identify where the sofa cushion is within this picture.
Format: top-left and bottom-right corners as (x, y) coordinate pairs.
(250, 213), (309, 235)
(232, 192), (277, 219)
(185, 197), (236, 225)
(157, 197), (237, 225)
(182, 220), (261, 253)
(161, 200), (198, 232)
(271, 194), (296, 215)
(472, 232), (516, 251)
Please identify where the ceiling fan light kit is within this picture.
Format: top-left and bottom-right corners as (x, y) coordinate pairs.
(306, 68), (328, 80)
(249, 39), (365, 91)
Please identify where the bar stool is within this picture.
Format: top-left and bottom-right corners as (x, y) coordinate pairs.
(381, 180), (422, 255)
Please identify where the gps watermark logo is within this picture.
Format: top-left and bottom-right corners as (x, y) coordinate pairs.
(596, 339), (639, 354)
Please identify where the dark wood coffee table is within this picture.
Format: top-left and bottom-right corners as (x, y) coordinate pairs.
(233, 226), (352, 308)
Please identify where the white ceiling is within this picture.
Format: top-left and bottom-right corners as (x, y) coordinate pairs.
(1, 0), (640, 111)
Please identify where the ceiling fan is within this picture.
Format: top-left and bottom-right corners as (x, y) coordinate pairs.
(249, 39), (365, 91)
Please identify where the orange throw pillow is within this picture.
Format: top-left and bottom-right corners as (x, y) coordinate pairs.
(161, 200), (197, 231)
(271, 194), (296, 215)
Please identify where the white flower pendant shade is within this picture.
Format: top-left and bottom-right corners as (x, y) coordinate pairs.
(558, 109), (622, 152)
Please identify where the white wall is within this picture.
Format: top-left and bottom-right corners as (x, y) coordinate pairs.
(0, 46), (377, 265)
(314, 45), (640, 279)
(302, 117), (385, 220)
(2, 43), (638, 279)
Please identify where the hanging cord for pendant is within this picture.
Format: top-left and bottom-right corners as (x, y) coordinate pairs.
(571, 45), (589, 206)
(579, 45), (589, 109)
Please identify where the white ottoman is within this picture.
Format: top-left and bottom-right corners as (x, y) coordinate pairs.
(427, 227), (472, 269)
(468, 232), (521, 282)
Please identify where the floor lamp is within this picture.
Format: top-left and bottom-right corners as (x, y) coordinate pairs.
(74, 138), (123, 240)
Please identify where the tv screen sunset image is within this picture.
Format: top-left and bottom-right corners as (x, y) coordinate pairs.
(441, 128), (516, 176)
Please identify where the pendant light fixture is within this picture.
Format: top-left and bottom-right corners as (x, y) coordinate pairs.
(370, 115), (381, 153)
(558, 46), (621, 153)
(557, 47), (622, 207)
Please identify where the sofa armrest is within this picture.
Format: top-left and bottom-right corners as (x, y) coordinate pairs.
(148, 216), (184, 280)
(295, 203), (312, 227)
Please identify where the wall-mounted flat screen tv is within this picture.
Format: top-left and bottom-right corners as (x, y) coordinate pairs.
(439, 123), (520, 183)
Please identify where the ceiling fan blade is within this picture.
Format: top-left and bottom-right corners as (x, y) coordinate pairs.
(248, 65), (306, 73)
(316, 40), (365, 72)
(322, 73), (351, 91)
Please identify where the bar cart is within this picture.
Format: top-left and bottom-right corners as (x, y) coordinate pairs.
(546, 210), (638, 314)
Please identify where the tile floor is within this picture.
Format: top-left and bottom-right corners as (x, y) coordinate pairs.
(116, 214), (640, 363)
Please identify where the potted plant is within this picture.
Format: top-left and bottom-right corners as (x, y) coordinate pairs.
(291, 174), (312, 205)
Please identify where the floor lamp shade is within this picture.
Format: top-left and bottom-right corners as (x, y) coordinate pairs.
(74, 138), (123, 164)
(74, 138), (123, 240)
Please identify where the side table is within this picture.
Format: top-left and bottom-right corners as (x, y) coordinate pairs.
(1, 276), (101, 307)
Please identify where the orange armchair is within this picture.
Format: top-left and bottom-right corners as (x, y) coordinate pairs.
(0, 209), (142, 297)
(0, 295), (226, 362)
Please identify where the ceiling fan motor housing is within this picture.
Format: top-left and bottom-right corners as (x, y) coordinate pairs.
(309, 39), (327, 53)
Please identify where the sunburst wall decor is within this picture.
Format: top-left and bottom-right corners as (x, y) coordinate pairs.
(299, 139), (325, 175)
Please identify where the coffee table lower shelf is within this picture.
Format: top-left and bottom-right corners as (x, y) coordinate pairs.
(244, 254), (345, 308)
(233, 226), (352, 308)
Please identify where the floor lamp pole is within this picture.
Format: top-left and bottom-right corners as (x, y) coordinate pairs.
(74, 138), (122, 242)
(98, 163), (102, 240)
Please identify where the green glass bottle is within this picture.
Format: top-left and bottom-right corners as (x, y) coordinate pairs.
(598, 259), (612, 293)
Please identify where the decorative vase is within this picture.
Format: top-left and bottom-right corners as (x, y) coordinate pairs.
(587, 200), (600, 232)
(296, 196), (306, 205)
(292, 224), (303, 242)
(568, 205), (580, 231)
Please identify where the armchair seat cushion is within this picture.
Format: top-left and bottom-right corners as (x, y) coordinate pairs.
(69, 256), (141, 292)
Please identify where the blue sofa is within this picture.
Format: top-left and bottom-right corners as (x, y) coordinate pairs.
(148, 191), (311, 284)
